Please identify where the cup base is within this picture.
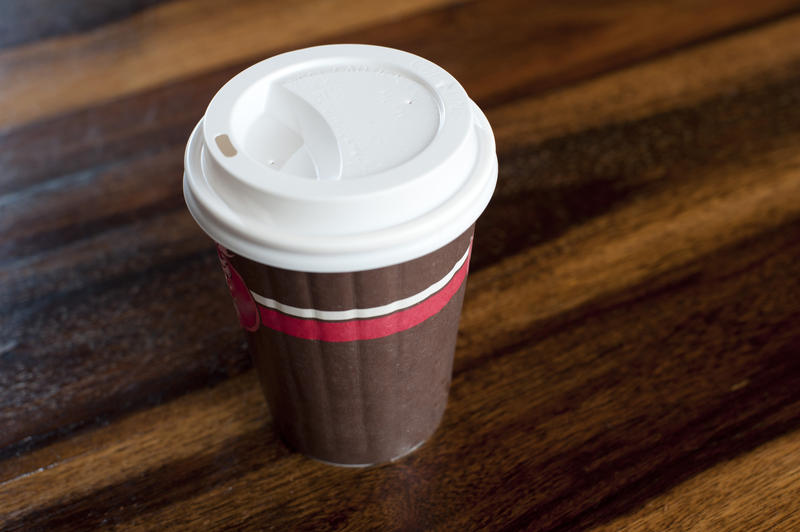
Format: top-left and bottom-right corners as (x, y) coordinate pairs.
(308, 438), (427, 468)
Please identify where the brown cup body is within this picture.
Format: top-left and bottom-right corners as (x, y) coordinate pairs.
(217, 227), (474, 465)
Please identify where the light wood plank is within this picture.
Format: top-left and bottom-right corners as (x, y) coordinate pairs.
(489, 14), (800, 146)
(595, 429), (800, 531)
(0, 0), (458, 132)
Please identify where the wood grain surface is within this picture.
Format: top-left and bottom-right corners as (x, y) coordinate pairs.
(2, 0), (800, 530)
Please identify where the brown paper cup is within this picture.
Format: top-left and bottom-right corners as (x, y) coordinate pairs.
(215, 227), (474, 465)
(185, 45), (497, 466)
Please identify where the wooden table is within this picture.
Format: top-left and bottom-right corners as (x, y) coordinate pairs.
(2, 1), (800, 529)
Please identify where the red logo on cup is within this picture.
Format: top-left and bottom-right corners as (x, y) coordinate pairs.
(217, 244), (260, 332)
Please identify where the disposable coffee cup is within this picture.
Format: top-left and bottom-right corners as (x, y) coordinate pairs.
(183, 44), (497, 466)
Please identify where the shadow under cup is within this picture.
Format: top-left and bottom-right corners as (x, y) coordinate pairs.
(217, 226), (475, 466)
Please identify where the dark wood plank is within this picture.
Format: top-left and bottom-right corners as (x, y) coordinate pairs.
(347, 0), (800, 109)
(0, 0), (463, 132)
(0, 0), (167, 49)
(475, 70), (800, 271)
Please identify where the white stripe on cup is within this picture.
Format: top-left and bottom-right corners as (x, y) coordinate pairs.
(250, 242), (471, 322)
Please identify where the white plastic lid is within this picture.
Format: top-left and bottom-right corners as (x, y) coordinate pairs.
(183, 44), (497, 272)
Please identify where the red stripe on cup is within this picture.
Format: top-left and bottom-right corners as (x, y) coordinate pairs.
(258, 249), (471, 342)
